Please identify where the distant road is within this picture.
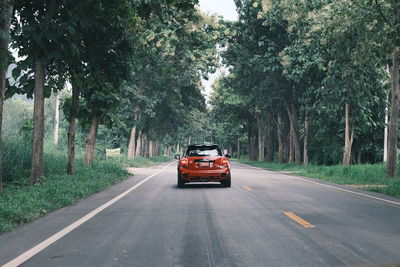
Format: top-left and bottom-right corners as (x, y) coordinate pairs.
(1, 161), (400, 266)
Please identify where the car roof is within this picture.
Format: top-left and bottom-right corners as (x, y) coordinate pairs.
(187, 144), (220, 148)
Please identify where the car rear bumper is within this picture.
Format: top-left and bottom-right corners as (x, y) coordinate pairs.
(178, 167), (230, 183)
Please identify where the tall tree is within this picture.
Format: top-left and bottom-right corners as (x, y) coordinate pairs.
(12, 0), (60, 184)
(0, 0), (13, 192)
(31, 0), (56, 184)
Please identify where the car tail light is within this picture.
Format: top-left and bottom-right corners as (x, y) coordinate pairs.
(215, 159), (229, 168)
(180, 158), (188, 168)
(222, 159), (229, 167)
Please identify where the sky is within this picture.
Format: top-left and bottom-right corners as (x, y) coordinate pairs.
(198, 0), (238, 21)
(198, 0), (238, 101)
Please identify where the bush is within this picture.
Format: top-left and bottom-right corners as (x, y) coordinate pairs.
(3, 135), (32, 184)
(2, 135), (76, 185)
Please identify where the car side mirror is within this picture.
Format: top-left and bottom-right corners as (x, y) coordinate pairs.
(225, 154), (231, 158)
(174, 154), (181, 160)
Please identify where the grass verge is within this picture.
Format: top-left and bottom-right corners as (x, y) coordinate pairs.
(236, 160), (400, 198)
(106, 156), (171, 168)
(0, 154), (171, 234)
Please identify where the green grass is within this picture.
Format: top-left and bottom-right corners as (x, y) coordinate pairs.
(0, 161), (128, 233)
(237, 159), (400, 198)
(102, 155), (171, 168)
(3, 135), (32, 183)
(0, 138), (171, 234)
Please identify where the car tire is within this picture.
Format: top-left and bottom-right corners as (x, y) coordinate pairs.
(221, 175), (231, 188)
(177, 175), (185, 188)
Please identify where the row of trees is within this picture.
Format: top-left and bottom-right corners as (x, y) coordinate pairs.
(210, 0), (400, 176)
(0, 0), (221, 192)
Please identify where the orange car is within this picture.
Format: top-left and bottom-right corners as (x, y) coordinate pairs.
(175, 144), (231, 188)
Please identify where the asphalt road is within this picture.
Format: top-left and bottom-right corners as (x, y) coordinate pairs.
(1, 161), (400, 267)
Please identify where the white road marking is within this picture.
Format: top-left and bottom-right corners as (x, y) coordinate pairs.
(3, 161), (175, 267)
(233, 162), (400, 207)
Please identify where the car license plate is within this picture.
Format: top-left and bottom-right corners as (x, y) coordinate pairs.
(199, 162), (210, 168)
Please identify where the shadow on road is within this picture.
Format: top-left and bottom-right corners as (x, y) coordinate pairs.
(172, 183), (226, 189)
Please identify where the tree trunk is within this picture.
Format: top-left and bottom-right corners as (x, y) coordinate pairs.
(343, 103), (354, 166)
(53, 92), (60, 145)
(288, 126), (294, 164)
(256, 113), (265, 161)
(286, 101), (301, 165)
(84, 108), (99, 165)
(247, 127), (251, 160)
(142, 135), (148, 158)
(0, 0), (13, 192)
(128, 113), (140, 159)
(127, 125), (137, 159)
(135, 129), (142, 157)
(249, 124), (258, 161)
(384, 89), (389, 162)
(265, 112), (274, 162)
(140, 134), (146, 157)
(0, 64), (4, 192)
(284, 132), (289, 163)
(30, 0), (57, 184)
(157, 141), (161, 156)
(303, 113), (309, 166)
(67, 81), (80, 174)
(277, 114), (284, 163)
(149, 141), (153, 158)
(237, 138), (241, 160)
(31, 60), (46, 184)
(387, 47), (399, 177)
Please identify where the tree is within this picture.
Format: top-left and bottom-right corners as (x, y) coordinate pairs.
(212, 0), (389, 168)
(11, 0), (63, 184)
(307, 0), (397, 171)
(372, 0), (400, 176)
(0, 0), (13, 192)
(210, 74), (248, 157)
(117, 8), (220, 159)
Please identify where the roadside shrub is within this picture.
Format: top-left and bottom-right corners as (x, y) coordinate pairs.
(3, 135), (32, 184)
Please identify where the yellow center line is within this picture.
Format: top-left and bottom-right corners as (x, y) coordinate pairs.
(284, 212), (315, 228)
(242, 185), (253, 191)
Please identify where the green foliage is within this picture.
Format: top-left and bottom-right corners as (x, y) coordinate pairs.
(0, 160), (128, 233)
(372, 180), (400, 198)
(106, 156), (171, 168)
(3, 96), (33, 137)
(0, 145), (169, 233)
(238, 160), (400, 197)
(115, 9), (221, 148)
(210, 0), (392, 165)
(210, 74), (248, 148)
(2, 135), (32, 184)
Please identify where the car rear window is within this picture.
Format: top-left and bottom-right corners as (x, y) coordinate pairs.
(185, 146), (222, 157)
